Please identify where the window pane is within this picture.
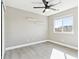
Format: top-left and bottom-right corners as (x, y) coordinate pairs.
(54, 19), (62, 32)
(63, 16), (73, 32)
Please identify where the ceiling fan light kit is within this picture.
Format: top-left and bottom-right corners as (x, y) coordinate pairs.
(33, 0), (61, 13)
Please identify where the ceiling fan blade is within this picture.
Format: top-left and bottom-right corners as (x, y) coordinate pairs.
(43, 9), (46, 13)
(42, 0), (47, 5)
(48, 0), (55, 5)
(50, 8), (59, 11)
(49, 2), (61, 7)
(33, 7), (45, 8)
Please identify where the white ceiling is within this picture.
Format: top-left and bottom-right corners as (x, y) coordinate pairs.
(6, 0), (77, 16)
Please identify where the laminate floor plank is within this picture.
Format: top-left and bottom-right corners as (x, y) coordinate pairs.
(4, 42), (78, 59)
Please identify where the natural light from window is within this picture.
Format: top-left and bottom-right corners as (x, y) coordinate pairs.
(50, 49), (65, 59)
(66, 54), (77, 59)
(54, 16), (73, 33)
(50, 48), (77, 59)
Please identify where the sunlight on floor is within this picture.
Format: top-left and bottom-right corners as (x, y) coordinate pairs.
(66, 54), (77, 59)
(50, 48), (77, 59)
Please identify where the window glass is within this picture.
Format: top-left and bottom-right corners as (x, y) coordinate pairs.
(54, 16), (73, 33)
(63, 16), (73, 32)
(54, 19), (62, 32)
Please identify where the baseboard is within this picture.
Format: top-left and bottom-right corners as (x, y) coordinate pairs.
(5, 40), (48, 51)
(47, 40), (78, 50)
(5, 40), (78, 51)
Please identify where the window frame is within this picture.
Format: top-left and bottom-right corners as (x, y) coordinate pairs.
(53, 15), (74, 34)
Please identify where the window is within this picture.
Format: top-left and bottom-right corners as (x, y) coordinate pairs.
(54, 19), (62, 32)
(54, 16), (73, 33)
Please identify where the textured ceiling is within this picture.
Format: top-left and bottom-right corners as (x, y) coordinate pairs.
(6, 0), (78, 16)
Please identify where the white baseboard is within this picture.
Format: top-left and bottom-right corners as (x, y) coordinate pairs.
(5, 40), (78, 51)
(47, 40), (78, 50)
(5, 40), (48, 51)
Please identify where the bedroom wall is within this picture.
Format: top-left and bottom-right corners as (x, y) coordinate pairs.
(5, 6), (48, 48)
(48, 7), (78, 48)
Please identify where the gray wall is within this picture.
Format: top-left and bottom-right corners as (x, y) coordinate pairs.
(48, 7), (78, 47)
(5, 7), (48, 48)
(5, 6), (78, 48)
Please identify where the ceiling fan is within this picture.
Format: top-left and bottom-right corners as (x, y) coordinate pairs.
(33, 0), (61, 13)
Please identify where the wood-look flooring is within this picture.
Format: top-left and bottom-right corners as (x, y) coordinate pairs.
(4, 42), (78, 59)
